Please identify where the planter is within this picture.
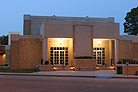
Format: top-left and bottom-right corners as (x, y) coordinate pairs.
(39, 65), (54, 71)
(73, 59), (96, 71)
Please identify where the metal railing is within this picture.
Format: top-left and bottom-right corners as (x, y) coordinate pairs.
(119, 59), (138, 64)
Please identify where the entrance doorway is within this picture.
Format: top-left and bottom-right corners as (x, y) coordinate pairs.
(53, 50), (65, 65)
(50, 47), (68, 66)
(93, 47), (105, 65)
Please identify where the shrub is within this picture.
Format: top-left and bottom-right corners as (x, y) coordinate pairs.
(117, 61), (122, 64)
(74, 56), (93, 59)
(45, 60), (49, 65)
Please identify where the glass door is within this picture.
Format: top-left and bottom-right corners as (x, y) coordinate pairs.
(50, 47), (68, 65)
(53, 50), (65, 65)
(54, 51), (59, 65)
(93, 47), (105, 65)
(59, 51), (65, 65)
(96, 50), (102, 65)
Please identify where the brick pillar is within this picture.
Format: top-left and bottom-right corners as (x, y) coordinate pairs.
(115, 39), (119, 64)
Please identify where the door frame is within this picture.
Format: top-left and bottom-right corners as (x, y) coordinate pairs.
(93, 50), (102, 65)
(93, 47), (105, 66)
(53, 50), (65, 66)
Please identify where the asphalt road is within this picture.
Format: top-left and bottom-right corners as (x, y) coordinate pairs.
(0, 75), (138, 92)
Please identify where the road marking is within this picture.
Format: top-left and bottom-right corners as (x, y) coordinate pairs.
(94, 76), (111, 79)
(0, 75), (3, 77)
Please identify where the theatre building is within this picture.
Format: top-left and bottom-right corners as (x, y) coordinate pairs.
(10, 15), (138, 71)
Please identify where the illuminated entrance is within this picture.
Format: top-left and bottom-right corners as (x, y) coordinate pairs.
(50, 47), (68, 65)
(93, 47), (105, 65)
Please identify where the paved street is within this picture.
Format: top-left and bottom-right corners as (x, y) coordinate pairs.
(0, 75), (138, 92)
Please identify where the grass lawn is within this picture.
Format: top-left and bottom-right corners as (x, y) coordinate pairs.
(0, 67), (37, 73)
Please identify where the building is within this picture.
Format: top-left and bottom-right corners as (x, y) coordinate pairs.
(10, 14), (138, 70)
(0, 45), (6, 65)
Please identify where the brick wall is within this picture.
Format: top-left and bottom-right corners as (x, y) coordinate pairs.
(123, 65), (138, 75)
(11, 37), (42, 70)
(132, 43), (138, 60)
(73, 59), (96, 71)
(39, 65), (54, 71)
(119, 40), (132, 59)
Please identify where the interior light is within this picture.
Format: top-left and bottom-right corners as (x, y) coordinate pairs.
(98, 40), (101, 45)
(59, 38), (63, 44)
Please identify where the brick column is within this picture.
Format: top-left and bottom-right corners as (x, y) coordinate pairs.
(115, 39), (119, 64)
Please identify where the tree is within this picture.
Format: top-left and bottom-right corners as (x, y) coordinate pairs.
(124, 6), (138, 35)
(0, 35), (8, 45)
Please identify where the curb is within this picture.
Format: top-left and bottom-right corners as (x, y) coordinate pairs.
(1, 73), (138, 79)
(111, 77), (138, 79)
(0, 73), (96, 78)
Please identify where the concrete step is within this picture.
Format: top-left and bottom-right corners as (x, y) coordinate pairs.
(96, 66), (115, 70)
(54, 66), (74, 71)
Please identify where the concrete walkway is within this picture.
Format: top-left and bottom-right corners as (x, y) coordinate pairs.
(0, 70), (138, 79)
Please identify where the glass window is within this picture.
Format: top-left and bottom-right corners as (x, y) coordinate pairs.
(65, 47), (68, 50)
(50, 47), (53, 50)
(50, 51), (53, 53)
(93, 48), (96, 50)
(63, 47), (65, 50)
(60, 47), (62, 50)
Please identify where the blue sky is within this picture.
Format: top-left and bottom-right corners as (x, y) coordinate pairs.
(0, 0), (138, 36)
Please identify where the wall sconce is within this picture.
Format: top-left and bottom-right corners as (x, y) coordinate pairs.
(59, 38), (63, 44)
(98, 40), (101, 45)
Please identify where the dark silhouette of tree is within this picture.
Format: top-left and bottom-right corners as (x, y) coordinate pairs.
(0, 35), (8, 45)
(124, 6), (138, 35)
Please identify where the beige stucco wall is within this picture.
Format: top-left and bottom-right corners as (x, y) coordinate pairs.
(43, 21), (73, 38)
(93, 23), (119, 39)
(75, 26), (91, 57)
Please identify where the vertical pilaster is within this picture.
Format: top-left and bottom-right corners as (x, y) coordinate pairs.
(91, 26), (93, 57)
(73, 25), (76, 58)
(43, 38), (48, 63)
(115, 39), (119, 64)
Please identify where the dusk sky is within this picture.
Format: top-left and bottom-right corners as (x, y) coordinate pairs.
(0, 0), (138, 36)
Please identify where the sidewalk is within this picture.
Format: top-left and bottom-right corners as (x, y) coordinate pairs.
(1, 70), (138, 79)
